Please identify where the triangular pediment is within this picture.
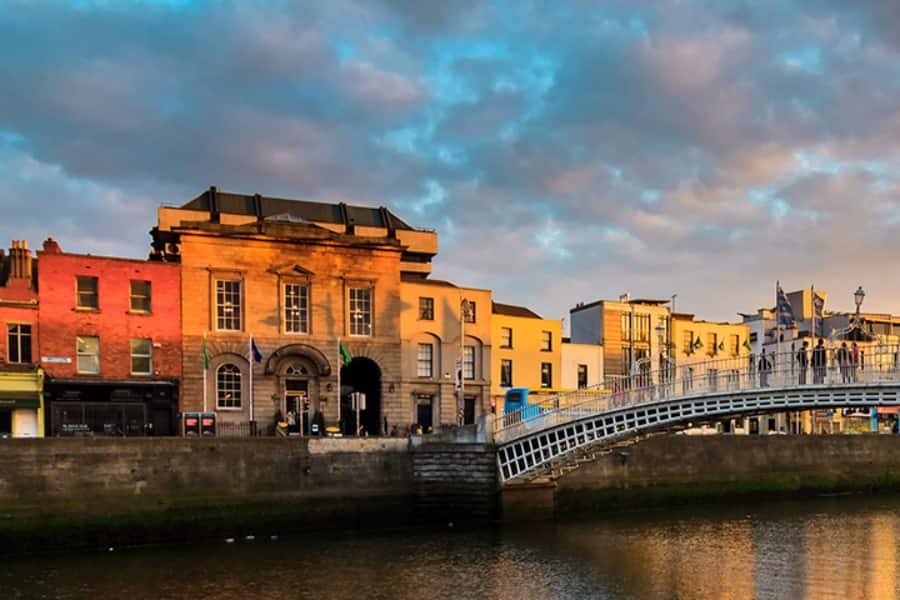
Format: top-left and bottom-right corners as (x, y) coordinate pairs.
(268, 262), (315, 278)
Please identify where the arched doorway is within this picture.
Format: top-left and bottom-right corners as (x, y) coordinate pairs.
(340, 357), (381, 435)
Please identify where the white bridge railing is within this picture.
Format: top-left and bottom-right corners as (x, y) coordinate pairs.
(495, 343), (900, 445)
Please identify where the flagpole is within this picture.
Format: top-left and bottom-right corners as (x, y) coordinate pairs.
(202, 333), (208, 414)
(337, 336), (342, 431)
(249, 334), (254, 425)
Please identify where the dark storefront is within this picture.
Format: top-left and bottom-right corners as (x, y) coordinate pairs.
(44, 379), (178, 437)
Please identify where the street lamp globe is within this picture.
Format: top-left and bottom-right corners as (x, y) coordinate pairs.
(854, 286), (865, 311)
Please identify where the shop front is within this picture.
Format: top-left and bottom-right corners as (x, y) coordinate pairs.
(44, 379), (178, 437)
(0, 368), (44, 438)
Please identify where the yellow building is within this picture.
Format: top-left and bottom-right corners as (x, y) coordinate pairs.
(399, 277), (492, 431)
(671, 313), (750, 367)
(0, 368), (44, 438)
(491, 302), (562, 412)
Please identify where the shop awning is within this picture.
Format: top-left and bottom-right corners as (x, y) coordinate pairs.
(0, 391), (41, 409)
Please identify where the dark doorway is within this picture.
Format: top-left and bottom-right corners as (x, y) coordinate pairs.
(416, 394), (433, 431)
(0, 409), (11, 437)
(340, 357), (381, 435)
(464, 397), (476, 425)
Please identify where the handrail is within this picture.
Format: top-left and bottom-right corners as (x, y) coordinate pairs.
(495, 343), (900, 444)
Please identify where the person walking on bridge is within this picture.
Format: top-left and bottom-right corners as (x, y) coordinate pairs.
(758, 348), (772, 387)
(812, 339), (827, 384)
(796, 340), (809, 385)
(836, 342), (851, 383)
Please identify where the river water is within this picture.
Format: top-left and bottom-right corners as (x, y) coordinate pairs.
(4, 494), (900, 599)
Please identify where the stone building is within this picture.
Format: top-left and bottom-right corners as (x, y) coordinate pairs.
(399, 277), (491, 432)
(37, 238), (182, 436)
(570, 294), (671, 378)
(0, 241), (43, 437)
(152, 187), (441, 436)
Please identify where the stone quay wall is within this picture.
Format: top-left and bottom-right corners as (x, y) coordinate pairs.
(506, 434), (900, 519)
(0, 437), (496, 553)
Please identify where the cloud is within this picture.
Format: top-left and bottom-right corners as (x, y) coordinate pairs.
(3, 0), (900, 323)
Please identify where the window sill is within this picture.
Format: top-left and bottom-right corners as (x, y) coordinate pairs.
(76, 372), (101, 376)
(130, 373), (153, 377)
(127, 310), (153, 317)
(283, 330), (310, 336)
(73, 307), (100, 313)
(216, 407), (244, 412)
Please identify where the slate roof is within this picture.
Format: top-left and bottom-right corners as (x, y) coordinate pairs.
(492, 301), (542, 319)
(181, 188), (416, 230)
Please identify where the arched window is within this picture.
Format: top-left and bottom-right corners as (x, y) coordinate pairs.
(217, 363), (242, 409)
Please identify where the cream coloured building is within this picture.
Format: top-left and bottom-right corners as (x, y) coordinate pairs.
(399, 277), (491, 431)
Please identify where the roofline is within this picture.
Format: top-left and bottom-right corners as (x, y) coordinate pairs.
(36, 250), (176, 266)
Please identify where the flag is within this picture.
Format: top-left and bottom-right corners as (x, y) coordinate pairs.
(776, 284), (795, 326)
(813, 292), (825, 337)
(340, 343), (352, 366)
(717, 340), (725, 351)
(250, 337), (262, 363)
(742, 339), (752, 352)
(202, 336), (209, 370)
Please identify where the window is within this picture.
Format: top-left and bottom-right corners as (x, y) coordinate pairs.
(77, 336), (100, 374)
(500, 327), (512, 348)
(577, 364), (588, 389)
(76, 276), (99, 309)
(541, 362), (552, 388)
(621, 313), (631, 341)
(634, 313), (650, 342)
(463, 345), (475, 379)
(621, 345), (632, 375)
(349, 287), (372, 336)
(729, 334), (740, 356)
(707, 333), (718, 355)
(130, 338), (152, 375)
(216, 279), (242, 331)
(7, 324), (32, 364)
(283, 283), (309, 334)
(683, 330), (694, 354)
(419, 297), (434, 321)
(749, 332), (758, 343)
(130, 280), (151, 313)
(216, 364), (242, 409)
(417, 343), (433, 377)
(541, 330), (552, 351)
(500, 359), (512, 387)
(463, 301), (476, 323)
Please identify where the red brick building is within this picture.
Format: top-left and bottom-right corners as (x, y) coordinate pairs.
(0, 241), (43, 437)
(38, 238), (182, 436)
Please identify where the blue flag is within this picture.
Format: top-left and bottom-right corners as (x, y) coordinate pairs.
(251, 337), (262, 363)
(777, 285), (795, 326)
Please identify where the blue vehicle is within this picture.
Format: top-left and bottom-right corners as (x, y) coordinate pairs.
(503, 388), (541, 419)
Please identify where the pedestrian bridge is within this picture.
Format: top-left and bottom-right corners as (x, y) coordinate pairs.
(495, 346), (900, 482)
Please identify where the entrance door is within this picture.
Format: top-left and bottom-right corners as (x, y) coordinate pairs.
(285, 380), (309, 435)
(0, 409), (11, 437)
(416, 395), (433, 431)
(463, 397), (476, 425)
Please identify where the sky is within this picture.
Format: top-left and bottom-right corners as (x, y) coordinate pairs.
(2, 0), (900, 326)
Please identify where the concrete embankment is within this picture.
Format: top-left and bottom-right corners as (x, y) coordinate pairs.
(0, 437), (497, 554)
(504, 434), (900, 520)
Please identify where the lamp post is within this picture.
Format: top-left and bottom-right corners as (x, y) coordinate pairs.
(854, 286), (865, 335)
(655, 320), (667, 394)
(459, 298), (473, 426)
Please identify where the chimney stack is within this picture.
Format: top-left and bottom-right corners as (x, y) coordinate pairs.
(42, 237), (61, 254)
(9, 240), (32, 282)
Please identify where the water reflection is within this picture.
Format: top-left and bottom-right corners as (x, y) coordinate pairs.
(4, 495), (900, 599)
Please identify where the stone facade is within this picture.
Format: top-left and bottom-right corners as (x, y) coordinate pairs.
(155, 189), (440, 436)
(399, 278), (492, 431)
